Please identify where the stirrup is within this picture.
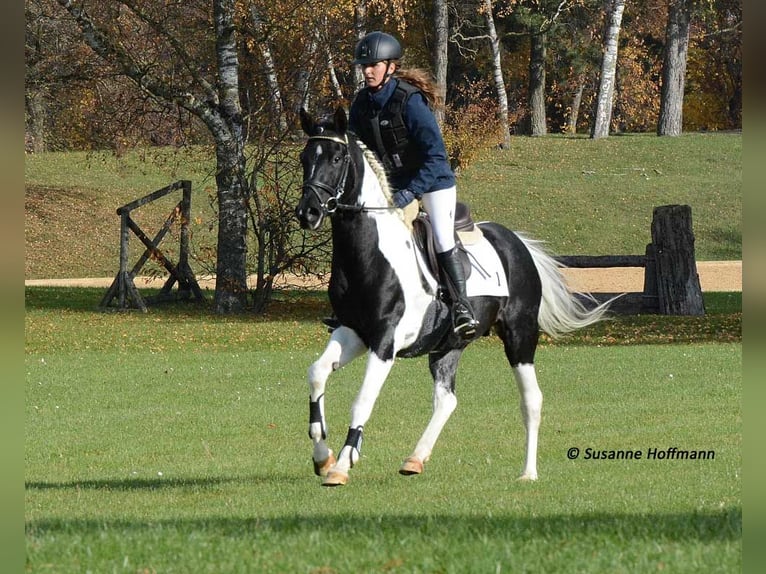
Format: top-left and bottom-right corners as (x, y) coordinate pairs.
(452, 304), (479, 338)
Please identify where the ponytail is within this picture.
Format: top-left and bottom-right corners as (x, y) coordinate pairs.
(394, 67), (444, 110)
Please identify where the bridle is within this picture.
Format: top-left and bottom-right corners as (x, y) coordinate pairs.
(301, 134), (397, 218)
(301, 134), (357, 216)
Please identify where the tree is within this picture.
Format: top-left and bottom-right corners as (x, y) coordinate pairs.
(657, 0), (691, 135)
(54, 0), (249, 313)
(433, 0), (449, 126)
(591, 0), (625, 139)
(482, 0), (512, 147)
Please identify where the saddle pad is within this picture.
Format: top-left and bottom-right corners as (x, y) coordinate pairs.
(464, 236), (509, 298)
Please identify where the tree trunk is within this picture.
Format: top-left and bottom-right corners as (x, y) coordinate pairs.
(528, 31), (547, 136)
(433, 0), (449, 127)
(591, 0), (625, 139)
(483, 0), (511, 148)
(651, 204), (705, 315)
(25, 90), (48, 153)
(212, 0), (249, 313)
(567, 78), (585, 134)
(657, 0), (691, 136)
(353, 1), (367, 92)
(250, 6), (287, 132)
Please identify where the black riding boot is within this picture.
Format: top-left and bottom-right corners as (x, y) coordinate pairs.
(437, 247), (479, 339)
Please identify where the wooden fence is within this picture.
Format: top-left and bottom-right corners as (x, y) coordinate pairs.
(557, 204), (705, 316)
(100, 180), (204, 312)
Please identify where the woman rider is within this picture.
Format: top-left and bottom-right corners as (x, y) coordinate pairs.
(348, 31), (479, 339)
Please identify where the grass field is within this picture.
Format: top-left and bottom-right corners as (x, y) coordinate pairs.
(25, 134), (742, 572)
(24, 133), (741, 280)
(24, 287), (742, 572)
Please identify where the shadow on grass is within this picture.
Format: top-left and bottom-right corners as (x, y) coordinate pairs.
(25, 473), (305, 491)
(25, 507), (741, 543)
(24, 286), (330, 322)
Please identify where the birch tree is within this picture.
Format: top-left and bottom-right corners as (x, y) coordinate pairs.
(591, 0), (625, 139)
(482, 0), (511, 147)
(433, 0), (449, 126)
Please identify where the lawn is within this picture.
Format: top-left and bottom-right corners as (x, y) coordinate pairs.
(24, 288), (742, 573)
(25, 133), (742, 572)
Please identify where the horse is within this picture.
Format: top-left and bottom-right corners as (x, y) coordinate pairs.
(295, 106), (613, 487)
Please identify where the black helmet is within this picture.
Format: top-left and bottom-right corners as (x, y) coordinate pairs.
(353, 31), (402, 65)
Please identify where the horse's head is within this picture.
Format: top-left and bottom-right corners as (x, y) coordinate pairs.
(295, 107), (353, 230)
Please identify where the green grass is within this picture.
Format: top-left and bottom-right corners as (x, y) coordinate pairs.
(24, 133), (741, 280)
(25, 134), (742, 571)
(25, 287), (741, 572)
(460, 133), (741, 260)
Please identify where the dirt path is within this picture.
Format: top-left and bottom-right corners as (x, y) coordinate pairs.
(25, 261), (742, 292)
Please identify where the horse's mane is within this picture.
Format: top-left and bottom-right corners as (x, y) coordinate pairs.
(351, 135), (418, 229)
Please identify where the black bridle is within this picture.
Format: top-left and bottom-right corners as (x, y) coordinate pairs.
(301, 134), (358, 216)
(301, 134), (398, 219)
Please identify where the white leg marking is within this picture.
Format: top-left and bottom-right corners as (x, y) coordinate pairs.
(514, 363), (542, 481)
(308, 327), (366, 467)
(332, 351), (395, 475)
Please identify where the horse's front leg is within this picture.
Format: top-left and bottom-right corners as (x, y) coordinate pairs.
(322, 351), (395, 487)
(308, 327), (366, 477)
(400, 348), (462, 476)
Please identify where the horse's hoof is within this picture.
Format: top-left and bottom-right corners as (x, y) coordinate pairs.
(399, 456), (424, 476)
(313, 450), (336, 477)
(321, 469), (349, 487)
(517, 473), (538, 482)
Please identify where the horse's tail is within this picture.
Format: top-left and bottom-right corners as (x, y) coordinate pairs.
(519, 234), (615, 339)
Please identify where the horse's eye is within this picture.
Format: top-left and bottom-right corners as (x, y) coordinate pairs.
(333, 155), (342, 164)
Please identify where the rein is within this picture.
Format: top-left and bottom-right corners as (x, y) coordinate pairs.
(302, 134), (398, 217)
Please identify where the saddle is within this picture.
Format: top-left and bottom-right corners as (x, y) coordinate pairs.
(411, 202), (483, 284)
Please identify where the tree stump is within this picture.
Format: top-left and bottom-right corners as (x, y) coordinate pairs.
(651, 204), (705, 315)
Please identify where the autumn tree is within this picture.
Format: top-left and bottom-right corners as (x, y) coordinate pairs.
(591, 0), (625, 138)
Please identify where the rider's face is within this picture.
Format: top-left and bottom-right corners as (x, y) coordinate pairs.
(361, 61), (393, 90)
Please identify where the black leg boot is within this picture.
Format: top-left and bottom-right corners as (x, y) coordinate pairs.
(437, 247), (480, 339)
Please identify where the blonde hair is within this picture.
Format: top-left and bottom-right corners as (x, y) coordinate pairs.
(393, 67), (444, 110)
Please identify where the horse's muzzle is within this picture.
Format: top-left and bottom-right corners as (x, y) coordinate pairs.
(295, 193), (323, 230)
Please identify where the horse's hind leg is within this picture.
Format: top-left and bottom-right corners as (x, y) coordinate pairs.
(400, 348), (462, 476)
(499, 318), (543, 481)
(512, 364), (542, 481)
(308, 326), (366, 477)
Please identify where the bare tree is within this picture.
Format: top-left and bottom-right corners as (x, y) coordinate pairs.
(591, 0), (625, 139)
(482, 0), (512, 147)
(249, 5), (288, 132)
(657, 0), (691, 136)
(54, 0), (251, 313)
(433, 0), (449, 126)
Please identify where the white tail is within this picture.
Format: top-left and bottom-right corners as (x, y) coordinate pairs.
(519, 235), (615, 338)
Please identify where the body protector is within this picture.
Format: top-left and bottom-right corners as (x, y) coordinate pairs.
(353, 80), (424, 186)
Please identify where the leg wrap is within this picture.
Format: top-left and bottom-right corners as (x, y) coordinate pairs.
(308, 395), (327, 439)
(344, 426), (364, 467)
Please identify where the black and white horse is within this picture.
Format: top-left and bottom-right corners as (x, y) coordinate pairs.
(296, 107), (612, 486)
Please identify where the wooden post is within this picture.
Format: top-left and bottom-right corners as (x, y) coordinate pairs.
(651, 204), (705, 315)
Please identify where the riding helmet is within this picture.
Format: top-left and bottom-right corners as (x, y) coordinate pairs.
(353, 31), (402, 65)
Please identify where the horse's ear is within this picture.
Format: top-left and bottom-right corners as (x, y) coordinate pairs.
(333, 106), (348, 135)
(300, 108), (315, 136)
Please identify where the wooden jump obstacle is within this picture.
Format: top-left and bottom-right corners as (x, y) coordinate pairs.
(557, 204), (705, 316)
(100, 180), (205, 312)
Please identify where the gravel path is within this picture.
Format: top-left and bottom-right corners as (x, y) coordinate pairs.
(25, 261), (741, 293)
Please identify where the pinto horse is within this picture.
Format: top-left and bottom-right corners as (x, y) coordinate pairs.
(296, 107), (612, 486)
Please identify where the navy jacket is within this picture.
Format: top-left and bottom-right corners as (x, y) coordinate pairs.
(349, 78), (456, 198)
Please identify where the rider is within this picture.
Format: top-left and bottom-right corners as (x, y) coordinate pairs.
(348, 31), (479, 339)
